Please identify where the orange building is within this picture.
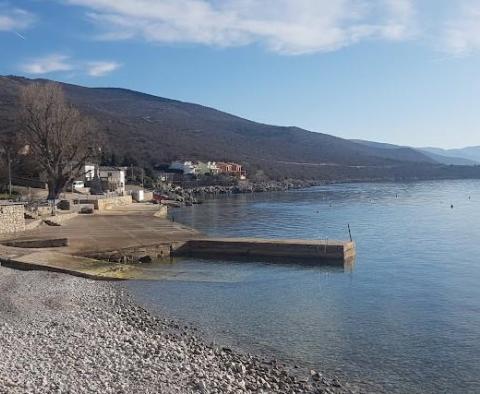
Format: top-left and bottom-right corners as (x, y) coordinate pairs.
(216, 162), (246, 178)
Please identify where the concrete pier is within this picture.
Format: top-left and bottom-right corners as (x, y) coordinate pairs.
(0, 204), (356, 279)
(174, 238), (356, 263)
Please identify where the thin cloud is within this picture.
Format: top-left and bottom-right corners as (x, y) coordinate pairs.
(443, 1), (480, 56)
(64, 0), (417, 55)
(381, 0), (417, 40)
(21, 54), (74, 74)
(86, 61), (121, 76)
(0, 4), (35, 31)
(21, 54), (121, 76)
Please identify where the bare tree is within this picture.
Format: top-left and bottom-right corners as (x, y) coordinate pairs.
(18, 83), (99, 200)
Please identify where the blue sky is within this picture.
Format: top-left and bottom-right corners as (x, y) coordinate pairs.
(1, 0), (480, 148)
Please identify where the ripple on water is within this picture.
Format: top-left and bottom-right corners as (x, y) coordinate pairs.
(126, 180), (480, 394)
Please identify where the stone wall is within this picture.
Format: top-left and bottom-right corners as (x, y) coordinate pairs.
(96, 195), (132, 211)
(78, 195), (133, 211)
(44, 212), (78, 226)
(0, 204), (25, 235)
(153, 205), (168, 218)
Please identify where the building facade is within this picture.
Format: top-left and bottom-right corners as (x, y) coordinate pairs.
(169, 161), (197, 175)
(84, 164), (97, 181)
(195, 161), (219, 175)
(216, 162), (245, 178)
(168, 160), (244, 178)
(98, 167), (127, 194)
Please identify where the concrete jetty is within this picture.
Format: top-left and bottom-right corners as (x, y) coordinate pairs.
(0, 203), (356, 279)
(0, 204), (198, 279)
(174, 238), (355, 263)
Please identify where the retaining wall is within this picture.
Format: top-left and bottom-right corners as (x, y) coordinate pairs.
(0, 204), (25, 235)
(154, 205), (168, 218)
(77, 195), (132, 211)
(44, 212), (78, 226)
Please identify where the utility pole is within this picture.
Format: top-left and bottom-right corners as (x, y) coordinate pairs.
(7, 150), (12, 197)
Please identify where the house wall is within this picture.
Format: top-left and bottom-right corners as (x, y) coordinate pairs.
(0, 204), (25, 235)
(99, 170), (125, 181)
(217, 162), (243, 176)
(99, 169), (126, 193)
(195, 161), (219, 175)
(207, 162), (219, 174)
(84, 165), (96, 181)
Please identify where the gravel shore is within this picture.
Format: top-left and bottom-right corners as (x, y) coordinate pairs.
(0, 266), (358, 393)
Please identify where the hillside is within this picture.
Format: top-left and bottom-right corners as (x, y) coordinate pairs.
(353, 140), (477, 166)
(420, 146), (480, 165)
(1, 75), (479, 181)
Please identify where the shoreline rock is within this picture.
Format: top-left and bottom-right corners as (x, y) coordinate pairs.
(160, 179), (325, 206)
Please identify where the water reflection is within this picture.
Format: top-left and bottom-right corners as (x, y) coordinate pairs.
(134, 255), (355, 282)
(126, 180), (480, 394)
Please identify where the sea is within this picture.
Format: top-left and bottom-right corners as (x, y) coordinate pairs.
(124, 180), (480, 393)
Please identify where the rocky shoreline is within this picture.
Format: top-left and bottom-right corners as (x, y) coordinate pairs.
(161, 179), (324, 206)
(0, 266), (359, 393)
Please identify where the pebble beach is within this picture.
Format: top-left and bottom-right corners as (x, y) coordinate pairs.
(0, 266), (357, 394)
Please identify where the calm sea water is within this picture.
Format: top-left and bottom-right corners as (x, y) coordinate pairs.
(125, 180), (480, 393)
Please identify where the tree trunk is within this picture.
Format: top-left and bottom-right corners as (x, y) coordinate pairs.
(47, 180), (57, 200)
(47, 177), (68, 200)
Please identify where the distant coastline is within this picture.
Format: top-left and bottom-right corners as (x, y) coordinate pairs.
(163, 174), (480, 206)
(3, 76), (480, 185)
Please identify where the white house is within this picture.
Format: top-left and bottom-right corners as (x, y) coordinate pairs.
(99, 166), (127, 194)
(206, 161), (219, 175)
(169, 161), (197, 175)
(84, 164), (97, 181)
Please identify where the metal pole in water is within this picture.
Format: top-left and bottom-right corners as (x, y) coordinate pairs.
(347, 224), (353, 242)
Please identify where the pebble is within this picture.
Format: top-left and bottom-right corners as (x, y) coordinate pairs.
(0, 266), (350, 393)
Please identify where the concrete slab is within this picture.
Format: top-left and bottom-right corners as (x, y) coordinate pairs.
(0, 202), (356, 279)
(174, 237), (356, 263)
(0, 251), (142, 280)
(7, 204), (199, 255)
(0, 203), (199, 280)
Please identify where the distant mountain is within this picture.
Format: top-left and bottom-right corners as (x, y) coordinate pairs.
(1, 75), (480, 182)
(420, 146), (480, 165)
(350, 140), (440, 163)
(353, 140), (478, 166)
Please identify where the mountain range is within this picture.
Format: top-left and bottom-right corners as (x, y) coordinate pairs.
(0, 75), (479, 182)
(420, 146), (480, 165)
(352, 140), (479, 166)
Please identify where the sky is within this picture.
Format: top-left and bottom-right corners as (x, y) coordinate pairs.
(1, 0), (480, 149)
